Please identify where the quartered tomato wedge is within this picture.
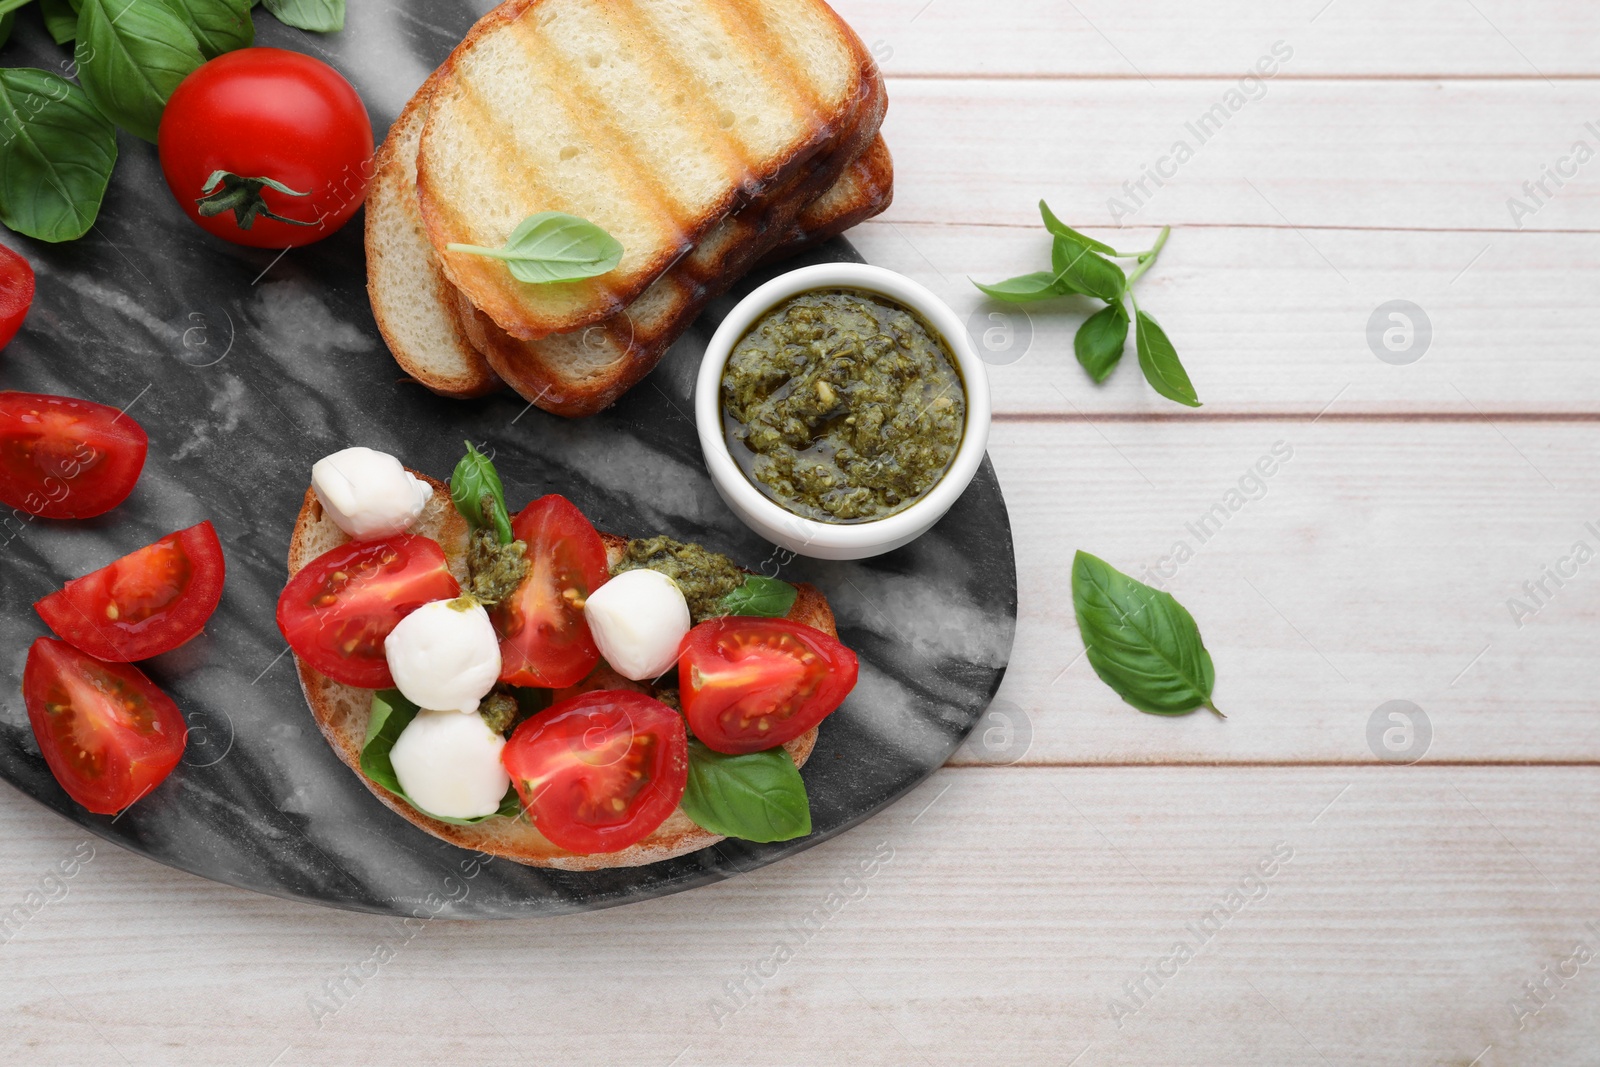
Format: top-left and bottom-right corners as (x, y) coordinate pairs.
(495, 495), (609, 689)
(502, 690), (687, 854)
(0, 392), (148, 519)
(23, 638), (187, 814)
(679, 618), (859, 754)
(276, 533), (459, 688)
(36, 521), (226, 662)
(0, 243), (35, 349)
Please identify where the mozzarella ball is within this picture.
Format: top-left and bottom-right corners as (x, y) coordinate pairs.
(312, 446), (433, 540)
(583, 568), (691, 681)
(390, 709), (511, 820)
(384, 599), (502, 714)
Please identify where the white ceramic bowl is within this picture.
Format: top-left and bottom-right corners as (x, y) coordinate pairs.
(696, 263), (992, 560)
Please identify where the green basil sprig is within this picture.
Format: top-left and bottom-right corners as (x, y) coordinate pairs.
(1071, 551), (1222, 718)
(260, 0), (345, 33)
(718, 575), (798, 618)
(971, 201), (1200, 407)
(450, 441), (514, 546)
(680, 740), (812, 843)
(0, 69), (117, 242)
(361, 690), (521, 826)
(76, 0), (205, 143)
(448, 211), (625, 285)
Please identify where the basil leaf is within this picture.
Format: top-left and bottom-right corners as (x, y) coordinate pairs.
(447, 211), (624, 285)
(1134, 309), (1201, 408)
(1052, 234), (1125, 302)
(40, 0), (78, 44)
(449, 441), (514, 545)
(680, 740), (812, 843)
(156, 0), (253, 58)
(1075, 302), (1129, 384)
(361, 690), (520, 825)
(1071, 551), (1221, 718)
(76, 0), (205, 144)
(0, 69), (118, 242)
(718, 575), (798, 618)
(972, 270), (1068, 304)
(261, 0), (343, 32)
(1039, 200), (1119, 256)
(0, 12), (15, 50)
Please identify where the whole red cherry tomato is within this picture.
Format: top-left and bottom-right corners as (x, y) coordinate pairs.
(0, 243), (34, 349)
(157, 48), (373, 248)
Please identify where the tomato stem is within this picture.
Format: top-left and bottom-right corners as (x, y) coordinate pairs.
(195, 169), (318, 231)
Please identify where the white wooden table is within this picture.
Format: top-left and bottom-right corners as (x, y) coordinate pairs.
(5, 3), (1597, 1063)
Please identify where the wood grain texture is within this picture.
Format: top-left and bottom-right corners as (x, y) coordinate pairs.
(873, 79), (1600, 232)
(1, 767), (1596, 1066)
(963, 421), (1600, 765)
(833, 0), (1600, 78)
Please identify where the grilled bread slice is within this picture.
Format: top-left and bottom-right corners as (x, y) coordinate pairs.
(287, 472), (832, 871)
(417, 0), (884, 341)
(366, 89), (500, 399)
(454, 122), (892, 417)
(366, 85), (891, 403)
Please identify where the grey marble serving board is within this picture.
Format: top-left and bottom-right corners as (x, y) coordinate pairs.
(0, 6), (1017, 917)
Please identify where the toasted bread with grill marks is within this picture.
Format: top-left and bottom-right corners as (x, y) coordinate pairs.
(416, 0), (884, 341)
(366, 85), (892, 404)
(454, 104), (890, 417)
(286, 472), (832, 870)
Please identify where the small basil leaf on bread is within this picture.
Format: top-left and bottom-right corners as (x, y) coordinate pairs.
(362, 690), (520, 824)
(1071, 551), (1222, 718)
(450, 441), (514, 544)
(718, 575), (798, 618)
(680, 740), (811, 843)
(447, 211), (624, 285)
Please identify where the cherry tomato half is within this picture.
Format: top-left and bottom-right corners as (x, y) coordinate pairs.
(502, 690), (688, 854)
(23, 637), (187, 814)
(678, 618), (859, 755)
(36, 521), (226, 662)
(158, 48), (373, 248)
(495, 495), (609, 689)
(276, 534), (459, 688)
(0, 242), (35, 349)
(0, 392), (148, 519)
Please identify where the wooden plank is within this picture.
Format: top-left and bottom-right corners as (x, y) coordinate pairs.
(0, 766), (1594, 1065)
(946, 420), (1600, 765)
(873, 79), (1600, 232)
(833, 0), (1600, 78)
(851, 221), (1600, 415)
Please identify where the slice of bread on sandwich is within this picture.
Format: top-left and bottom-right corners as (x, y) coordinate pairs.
(366, 89), (892, 406)
(286, 472), (835, 870)
(453, 132), (893, 417)
(416, 0), (885, 341)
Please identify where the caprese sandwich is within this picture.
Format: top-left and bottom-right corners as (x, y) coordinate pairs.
(277, 444), (859, 870)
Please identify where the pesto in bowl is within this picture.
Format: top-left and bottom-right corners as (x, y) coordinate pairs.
(720, 288), (966, 524)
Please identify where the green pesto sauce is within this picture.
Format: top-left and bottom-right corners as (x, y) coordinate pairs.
(612, 536), (745, 624)
(721, 288), (965, 523)
(478, 689), (519, 736)
(465, 527), (529, 607)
